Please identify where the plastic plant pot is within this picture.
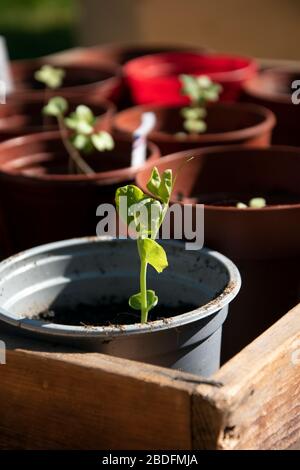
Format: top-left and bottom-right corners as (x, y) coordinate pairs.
(0, 237), (241, 377)
(242, 67), (300, 146)
(8, 59), (122, 103)
(113, 102), (275, 155)
(124, 52), (257, 105)
(136, 146), (300, 360)
(0, 132), (160, 254)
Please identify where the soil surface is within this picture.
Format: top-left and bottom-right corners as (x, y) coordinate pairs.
(179, 190), (300, 207)
(33, 301), (197, 327)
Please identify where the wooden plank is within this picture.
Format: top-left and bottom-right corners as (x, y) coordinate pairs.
(1, 302), (299, 450)
(192, 303), (300, 450)
(0, 333), (195, 450)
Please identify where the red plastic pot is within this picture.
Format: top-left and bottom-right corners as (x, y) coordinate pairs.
(242, 67), (300, 146)
(124, 52), (257, 105)
(8, 58), (121, 103)
(136, 146), (300, 360)
(113, 102), (275, 155)
(0, 132), (160, 254)
(44, 46), (208, 109)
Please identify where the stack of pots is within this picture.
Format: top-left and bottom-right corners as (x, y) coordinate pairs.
(0, 43), (298, 374)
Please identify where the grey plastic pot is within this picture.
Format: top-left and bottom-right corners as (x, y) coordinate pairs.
(0, 237), (241, 376)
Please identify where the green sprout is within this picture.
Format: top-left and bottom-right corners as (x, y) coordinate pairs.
(236, 197), (267, 209)
(35, 65), (65, 90)
(180, 74), (222, 134)
(43, 97), (114, 174)
(115, 167), (174, 323)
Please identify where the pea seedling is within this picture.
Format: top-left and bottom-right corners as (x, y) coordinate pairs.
(236, 198), (267, 209)
(35, 64), (66, 128)
(35, 65), (65, 90)
(115, 167), (174, 323)
(180, 74), (222, 134)
(43, 96), (114, 174)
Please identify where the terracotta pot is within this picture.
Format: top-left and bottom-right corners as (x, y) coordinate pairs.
(124, 52), (257, 105)
(0, 132), (160, 254)
(136, 146), (300, 360)
(242, 68), (300, 146)
(0, 98), (115, 141)
(113, 103), (275, 155)
(8, 59), (121, 103)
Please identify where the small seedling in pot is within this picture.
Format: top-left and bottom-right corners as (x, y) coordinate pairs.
(35, 65), (65, 90)
(43, 96), (114, 175)
(115, 167), (174, 323)
(179, 74), (222, 135)
(35, 64), (66, 127)
(236, 197), (267, 209)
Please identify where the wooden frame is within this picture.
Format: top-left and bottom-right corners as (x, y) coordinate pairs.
(0, 302), (299, 450)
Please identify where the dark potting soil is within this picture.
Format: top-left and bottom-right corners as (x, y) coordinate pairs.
(33, 301), (197, 327)
(179, 190), (300, 207)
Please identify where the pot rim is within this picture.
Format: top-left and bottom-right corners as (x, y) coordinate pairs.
(124, 52), (257, 83)
(10, 60), (121, 96)
(0, 131), (160, 184)
(0, 236), (241, 337)
(0, 98), (116, 135)
(243, 67), (300, 105)
(135, 144), (300, 212)
(113, 102), (276, 143)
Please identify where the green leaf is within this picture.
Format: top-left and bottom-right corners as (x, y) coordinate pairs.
(34, 65), (65, 89)
(146, 167), (173, 204)
(180, 73), (222, 106)
(146, 167), (161, 196)
(236, 202), (248, 209)
(115, 185), (145, 227)
(75, 105), (94, 124)
(43, 96), (68, 117)
(183, 119), (207, 133)
(76, 120), (94, 135)
(196, 75), (212, 88)
(91, 131), (115, 151)
(180, 74), (200, 102)
(138, 238), (168, 273)
(181, 107), (207, 120)
(129, 198), (163, 237)
(129, 290), (158, 312)
(64, 116), (78, 130)
(71, 134), (89, 151)
(160, 169), (173, 203)
(248, 197), (266, 209)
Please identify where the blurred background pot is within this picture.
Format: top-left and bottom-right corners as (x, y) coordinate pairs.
(242, 68), (300, 146)
(0, 98), (115, 141)
(8, 58), (122, 103)
(0, 237), (241, 376)
(124, 52), (257, 105)
(136, 146), (300, 360)
(0, 132), (160, 254)
(46, 43), (208, 68)
(113, 102), (275, 155)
